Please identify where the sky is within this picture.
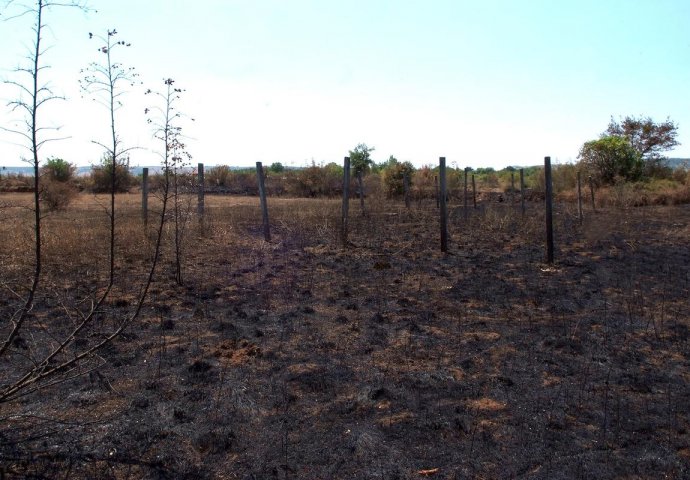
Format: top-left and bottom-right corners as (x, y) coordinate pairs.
(1, 0), (689, 169)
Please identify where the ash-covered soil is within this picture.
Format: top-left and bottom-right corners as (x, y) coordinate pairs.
(2, 198), (689, 479)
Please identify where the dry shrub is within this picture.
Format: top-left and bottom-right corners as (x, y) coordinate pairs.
(205, 165), (233, 187)
(410, 166), (437, 200)
(40, 180), (77, 211)
(672, 167), (689, 185)
(0, 173), (34, 192)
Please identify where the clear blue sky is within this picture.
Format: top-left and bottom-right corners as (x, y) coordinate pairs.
(1, 0), (689, 169)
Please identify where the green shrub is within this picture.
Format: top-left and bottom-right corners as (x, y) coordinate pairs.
(42, 157), (75, 182)
(381, 160), (414, 197)
(89, 156), (135, 193)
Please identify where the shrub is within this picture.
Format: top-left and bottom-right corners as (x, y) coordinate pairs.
(206, 165), (233, 187)
(578, 136), (644, 185)
(672, 167), (689, 185)
(381, 160), (414, 198)
(0, 173), (34, 192)
(40, 179), (77, 210)
(89, 156), (135, 193)
(409, 166), (436, 200)
(285, 163), (343, 197)
(41, 157), (75, 182)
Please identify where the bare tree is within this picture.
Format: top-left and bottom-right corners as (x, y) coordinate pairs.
(146, 78), (193, 286)
(0, 0), (87, 358)
(0, 10), (166, 406)
(80, 28), (138, 287)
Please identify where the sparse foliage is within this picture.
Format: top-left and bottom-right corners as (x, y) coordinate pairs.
(605, 115), (679, 161)
(146, 78), (193, 285)
(0, 0), (87, 365)
(81, 28), (138, 288)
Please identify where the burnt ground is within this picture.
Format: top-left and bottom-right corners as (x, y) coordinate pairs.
(1, 195), (689, 479)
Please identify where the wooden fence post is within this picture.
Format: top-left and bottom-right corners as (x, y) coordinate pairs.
(357, 170), (365, 216)
(511, 171), (515, 205)
(341, 157), (350, 247)
(439, 157), (448, 253)
(472, 174), (477, 209)
(544, 156), (554, 264)
(142, 167), (149, 226)
(463, 168), (469, 220)
(577, 171), (583, 224)
(588, 175), (596, 212)
(197, 163), (204, 216)
(403, 171), (410, 209)
(256, 162), (271, 242)
(520, 168), (526, 216)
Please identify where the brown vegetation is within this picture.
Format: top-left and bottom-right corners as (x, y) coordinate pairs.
(1, 192), (689, 478)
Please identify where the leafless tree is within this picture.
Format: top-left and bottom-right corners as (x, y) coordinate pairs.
(146, 78), (193, 286)
(0, 7), (167, 406)
(80, 28), (139, 287)
(0, 0), (88, 360)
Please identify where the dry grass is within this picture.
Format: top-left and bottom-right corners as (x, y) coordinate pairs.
(1, 192), (689, 479)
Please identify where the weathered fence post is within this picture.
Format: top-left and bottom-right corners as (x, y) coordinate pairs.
(197, 163), (204, 216)
(511, 171), (515, 206)
(577, 171), (583, 224)
(544, 156), (554, 264)
(142, 167), (149, 226)
(439, 157), (448, 253)
(357, 170), (365, 216)
(472, 174), (477, 209)
(588, 175), (596, 212)
(341, 157), (350, 247)
(463, 168), (469, 220)
(520, 168), (526, 216)
(403, 171), (410, 209)
(256, 161), (270, 242)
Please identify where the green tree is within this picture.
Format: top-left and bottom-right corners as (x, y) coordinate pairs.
(269, 162), (285, 173)
(605, 116), (679, 175)
(349, 143), (375, 215)
(349, 143), (375, 174)
(41, 157), (75, 182)
(578, 136), (643, 185)
(605, 116), (679, 160)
